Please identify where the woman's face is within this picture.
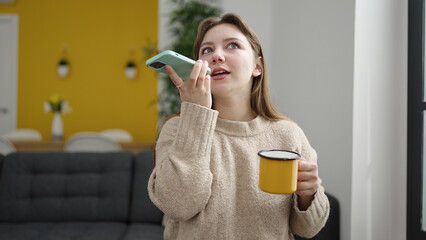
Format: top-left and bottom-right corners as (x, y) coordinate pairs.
(198, 23), (261, 98)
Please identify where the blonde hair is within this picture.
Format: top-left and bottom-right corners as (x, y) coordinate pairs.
(193, 13), (288, 121)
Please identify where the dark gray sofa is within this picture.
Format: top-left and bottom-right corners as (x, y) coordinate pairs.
(0, 154), (3, 178)
(294, 192), (340, 240)
(0, 151), (163, 240)
(0, 151), (339, 240)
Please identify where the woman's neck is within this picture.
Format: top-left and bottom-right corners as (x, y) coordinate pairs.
(213, 95), (256, 122)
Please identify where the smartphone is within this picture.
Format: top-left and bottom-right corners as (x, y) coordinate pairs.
(146, 50), (211, 80)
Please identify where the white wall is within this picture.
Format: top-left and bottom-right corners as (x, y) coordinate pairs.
(220, 0), (273, 71)
(158, 0), (175, 50)
(268, 2), (355, 239)
(351, 0), (407, 239)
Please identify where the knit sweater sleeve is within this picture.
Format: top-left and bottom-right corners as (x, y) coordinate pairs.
(148, 102), (218, 221)
(290, 124), (330, 238)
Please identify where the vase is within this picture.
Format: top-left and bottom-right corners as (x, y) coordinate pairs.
(51, 112), (63, 141)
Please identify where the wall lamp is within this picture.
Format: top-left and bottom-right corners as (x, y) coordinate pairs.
(57, 44), (70, 78)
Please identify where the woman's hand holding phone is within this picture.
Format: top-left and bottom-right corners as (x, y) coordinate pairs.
(165, 60), (212, 109)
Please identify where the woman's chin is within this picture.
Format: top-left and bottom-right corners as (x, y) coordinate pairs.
(211, 85), (229, 97)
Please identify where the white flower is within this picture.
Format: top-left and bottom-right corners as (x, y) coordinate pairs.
(43, 94), (71, 114)
(44, 102), (52, 113)
(61, 101), (72, 113)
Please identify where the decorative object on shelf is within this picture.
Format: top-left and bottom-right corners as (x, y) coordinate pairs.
(125, 46), (138, 80)
(51, 112), (63, 141)
(125, 61), (137, 80)
(57, 43), (70, 78)
(44, 94), (72, 141)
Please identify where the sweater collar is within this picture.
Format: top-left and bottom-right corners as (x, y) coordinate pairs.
(215, 115), (271, 137)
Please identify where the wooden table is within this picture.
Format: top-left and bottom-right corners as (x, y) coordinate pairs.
(11, 141), (154, 155)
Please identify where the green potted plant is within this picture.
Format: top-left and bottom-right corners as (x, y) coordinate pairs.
(157, 0), (222, 119)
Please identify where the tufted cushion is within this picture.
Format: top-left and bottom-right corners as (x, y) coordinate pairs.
(0, 222), (128, 240)
(0, 152), (133, 222)
(129, 151), (163, 224)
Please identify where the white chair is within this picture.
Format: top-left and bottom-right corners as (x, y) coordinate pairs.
(0, 136), (16, 155)
(3, 128), (42, 141)
(64, 132), (122, 152)
(99, 129), (133, 143)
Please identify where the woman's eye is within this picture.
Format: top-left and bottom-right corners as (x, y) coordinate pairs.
(227, 43), (239, 49)
(201, 47), (213, 55)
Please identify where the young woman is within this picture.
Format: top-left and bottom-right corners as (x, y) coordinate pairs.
(148, 13), (329, 240)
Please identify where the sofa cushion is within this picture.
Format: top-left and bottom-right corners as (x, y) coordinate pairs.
(0, 222), (128, 240)
(0, 154), (3, 179)
(0, 152), (133, 222)
(129, 151), (163, 224)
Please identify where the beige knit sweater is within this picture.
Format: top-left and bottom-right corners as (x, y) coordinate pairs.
(148, 102), (329, 240)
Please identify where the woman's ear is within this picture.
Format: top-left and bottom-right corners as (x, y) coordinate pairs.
(252, 57), (263, 77)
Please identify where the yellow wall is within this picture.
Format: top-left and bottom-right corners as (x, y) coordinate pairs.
(0, 0), (158, 142)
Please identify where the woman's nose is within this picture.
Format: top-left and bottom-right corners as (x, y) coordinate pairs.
(212, 50), (225, 64)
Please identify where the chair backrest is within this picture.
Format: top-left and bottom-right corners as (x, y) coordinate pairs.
(99, 129), (133, 143)
(0, 152), (133, 222)
(130, 150), (163, 224)
(3, 128), (42, 141)
(0, 136), (16, 155)
(64, 132), (122, 152)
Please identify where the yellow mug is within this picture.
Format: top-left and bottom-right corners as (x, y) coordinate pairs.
(258, 150), (301, 194)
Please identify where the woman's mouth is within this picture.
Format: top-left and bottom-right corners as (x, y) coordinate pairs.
(211, 68), (230, 80)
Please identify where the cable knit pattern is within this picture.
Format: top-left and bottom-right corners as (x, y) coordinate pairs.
(148, 102), (329, 240)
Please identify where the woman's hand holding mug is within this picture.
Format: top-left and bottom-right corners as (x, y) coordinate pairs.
(296, 159), (319, 210)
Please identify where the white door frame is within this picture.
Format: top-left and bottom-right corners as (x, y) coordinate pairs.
(0, 14), (18, 135)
